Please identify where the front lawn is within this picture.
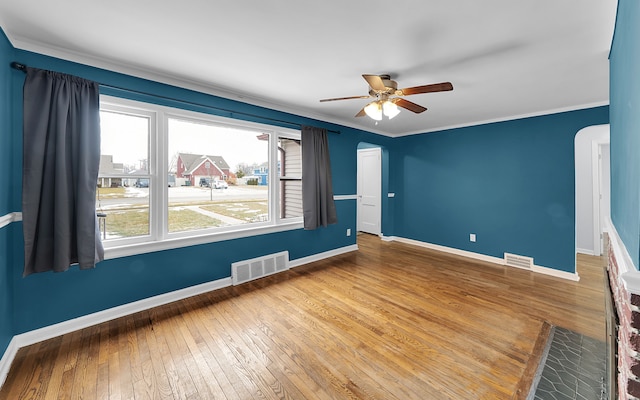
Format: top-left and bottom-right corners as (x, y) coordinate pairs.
(201, 200), (268, 222)
(100, 207), (224, 238)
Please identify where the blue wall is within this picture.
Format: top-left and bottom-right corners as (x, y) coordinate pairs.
(0, 28), (14, 360)
(5, 49), (391, 335)
(393, 107), (609, 273)
(11, 202), (356, 331)
(610, 0), (640, 269)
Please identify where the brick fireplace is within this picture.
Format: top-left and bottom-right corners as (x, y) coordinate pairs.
(606, 229), (640, 400)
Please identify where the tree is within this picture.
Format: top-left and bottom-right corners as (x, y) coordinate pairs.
(235, 162), (253, 177)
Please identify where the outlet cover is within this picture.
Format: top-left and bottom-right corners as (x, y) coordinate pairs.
(470, 233), (476, 242)
(347, 228), (351, 237)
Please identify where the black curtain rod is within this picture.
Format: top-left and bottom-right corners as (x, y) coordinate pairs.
(10, 61), (340, 134)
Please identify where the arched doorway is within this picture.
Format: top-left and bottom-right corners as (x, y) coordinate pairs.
(575, 124), (610, 256)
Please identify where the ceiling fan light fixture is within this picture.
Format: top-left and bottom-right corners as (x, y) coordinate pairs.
(319, 75), (452, 121)
(364, 101), (383, 121)
(382, 100), (400, 119)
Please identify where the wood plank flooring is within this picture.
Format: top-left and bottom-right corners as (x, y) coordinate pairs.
(0, 234), (606, 399)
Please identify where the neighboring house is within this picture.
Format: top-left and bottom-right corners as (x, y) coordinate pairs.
(126, 169), (148, 188)
(97, 155), (124, 188)
(252, 165), (268, 186)
(175, 153), (231, 186)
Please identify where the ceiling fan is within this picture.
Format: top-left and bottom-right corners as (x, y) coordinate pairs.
(319, 74), (453, 120)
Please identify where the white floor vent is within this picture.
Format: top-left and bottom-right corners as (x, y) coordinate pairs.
(504, 253), (534, 269)
(232, 251), (289, 285)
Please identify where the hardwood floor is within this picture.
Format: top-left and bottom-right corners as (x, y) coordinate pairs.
(0, 234), (606, 399)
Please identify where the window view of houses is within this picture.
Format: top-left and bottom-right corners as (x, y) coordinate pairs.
(96, 108), (301, 240)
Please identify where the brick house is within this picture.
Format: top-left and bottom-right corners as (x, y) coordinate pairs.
(175, 153), (231, 186)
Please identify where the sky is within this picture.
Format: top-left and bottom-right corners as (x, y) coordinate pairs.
(100, 111), (269, 173)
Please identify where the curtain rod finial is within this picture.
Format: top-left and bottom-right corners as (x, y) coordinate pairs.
(11, 62), (27, 72)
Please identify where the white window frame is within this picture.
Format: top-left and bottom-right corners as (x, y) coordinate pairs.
(277, 133), (303, 219)
(99, 95), (303, 260)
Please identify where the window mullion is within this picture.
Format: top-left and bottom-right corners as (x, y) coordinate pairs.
(148, 110), (162, 241)
(269, 131), (278, 224)
(158, 112), (170, 240)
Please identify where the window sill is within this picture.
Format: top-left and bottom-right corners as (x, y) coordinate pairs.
(103, 220), (304, 260)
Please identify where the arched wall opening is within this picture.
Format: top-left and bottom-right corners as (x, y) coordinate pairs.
(575, 124), (610, 256)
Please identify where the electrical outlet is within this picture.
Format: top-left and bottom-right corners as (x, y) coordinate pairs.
(347, 229), (351, 237)
(470, 233), (476, 242)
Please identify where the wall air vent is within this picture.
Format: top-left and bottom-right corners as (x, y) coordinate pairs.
(232, 251), (289, 285)
(504, 253), (534, 269)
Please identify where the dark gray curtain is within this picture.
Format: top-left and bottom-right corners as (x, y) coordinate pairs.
(22, 67), (104, 276)
(301, 126), (338, 230)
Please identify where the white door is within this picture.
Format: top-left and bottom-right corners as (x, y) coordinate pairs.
(357, 148), (381, 235)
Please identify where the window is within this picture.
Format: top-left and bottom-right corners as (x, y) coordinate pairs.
(97, 107), (153, 242)
(167, 117), (269, 233)
(97, 96), (302, 256)
(278, 137), (302, 219)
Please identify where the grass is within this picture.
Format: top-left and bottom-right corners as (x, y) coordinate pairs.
(98, 198), (270, 238)
(100, 207), (223, 238)
(97, 187), (127, 199)
(201, 201), (269, 222)
(100, 208), (149, 237)
(168, 207), (224, 232)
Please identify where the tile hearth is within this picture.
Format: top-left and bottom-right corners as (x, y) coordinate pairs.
(531, 326), (607, 400)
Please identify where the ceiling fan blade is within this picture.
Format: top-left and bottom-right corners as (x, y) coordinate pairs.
(398, 82), (453, 96)
(355, 108), (367, 117)
(393, 98), (427, 113)
(319, 95), (371, 102)
(362, 74), (386, 91)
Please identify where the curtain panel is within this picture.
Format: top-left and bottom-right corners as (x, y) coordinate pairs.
(22, 67), (104, 276)
(301, 126), (338, 230)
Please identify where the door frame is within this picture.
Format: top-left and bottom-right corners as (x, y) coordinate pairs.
(357, 147), (382, 235)
(591, 140), (610, 256)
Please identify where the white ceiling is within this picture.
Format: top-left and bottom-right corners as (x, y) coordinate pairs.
(0, 0), (617, 137)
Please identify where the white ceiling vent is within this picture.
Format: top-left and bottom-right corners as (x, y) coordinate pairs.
(504, 253), (534, 269)
(232, 251), (289, 285)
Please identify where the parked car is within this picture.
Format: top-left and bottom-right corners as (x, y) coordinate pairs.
(214, 180), (228, 189)
(134, 178), (149, 188)
(199, 177), (211, 187)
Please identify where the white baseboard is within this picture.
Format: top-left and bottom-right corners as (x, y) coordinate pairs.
(531, 265), (580, 281)
(393, 236), (506, 265)
(386, 236), (580, 281)
(0, 338), (18, 390)
(13, 276), (233, 353)
(0, 277), (226, 388)
(289, 244), (358, 268)
(0, 243), (359, 390)
(576, 247), (595, 256)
